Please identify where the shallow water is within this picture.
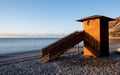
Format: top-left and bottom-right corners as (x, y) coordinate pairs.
(0, 38), (59, 54)
(0, 38), (83, 55)
(109, 39), (120, 52)
(0, 38), (118, 55)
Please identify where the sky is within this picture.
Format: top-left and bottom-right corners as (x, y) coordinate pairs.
(0, 0), (120, 38)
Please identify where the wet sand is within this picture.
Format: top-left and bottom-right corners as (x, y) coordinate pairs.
(0, 41), (120, 75)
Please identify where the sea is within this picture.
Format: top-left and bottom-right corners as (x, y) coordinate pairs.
(0, 38), (83, 55)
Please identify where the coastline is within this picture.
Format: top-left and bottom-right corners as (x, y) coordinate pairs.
(0, 41), (120, 75)
(109, 36), (120, 40)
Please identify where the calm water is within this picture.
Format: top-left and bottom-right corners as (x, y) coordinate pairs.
(0, 38), (59, 54)
(0, 38), (83, 55)
(0, 38), (119, 55)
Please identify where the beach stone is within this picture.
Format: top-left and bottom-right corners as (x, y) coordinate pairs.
(0, 46), (120, 75)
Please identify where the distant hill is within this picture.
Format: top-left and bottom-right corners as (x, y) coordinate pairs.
(109, 17), (120, 39)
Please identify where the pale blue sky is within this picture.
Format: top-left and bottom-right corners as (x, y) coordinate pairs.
(0, 0), (120, 37)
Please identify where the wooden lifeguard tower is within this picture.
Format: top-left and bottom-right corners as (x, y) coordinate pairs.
(77, 15), (114, 57)
(40, 15), (114, 63)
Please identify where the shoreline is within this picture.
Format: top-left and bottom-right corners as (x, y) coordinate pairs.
(109, 37), (120, 40)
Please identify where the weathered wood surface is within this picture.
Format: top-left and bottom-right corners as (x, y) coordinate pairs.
(40, 31), (83, 63)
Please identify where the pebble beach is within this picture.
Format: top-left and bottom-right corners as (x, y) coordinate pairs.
(0, 41), (120, 75)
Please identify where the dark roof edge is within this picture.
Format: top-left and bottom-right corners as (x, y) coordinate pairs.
(77, 15), (114, 22)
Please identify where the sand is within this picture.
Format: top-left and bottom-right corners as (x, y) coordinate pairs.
(0, 41), (120, 75)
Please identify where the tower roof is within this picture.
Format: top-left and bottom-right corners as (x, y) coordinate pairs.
(77, 15), (114, 22)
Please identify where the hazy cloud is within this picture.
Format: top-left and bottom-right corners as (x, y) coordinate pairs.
(0, 33), (66, 38)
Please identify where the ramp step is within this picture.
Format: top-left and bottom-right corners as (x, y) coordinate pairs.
(40, 55), (49, 63)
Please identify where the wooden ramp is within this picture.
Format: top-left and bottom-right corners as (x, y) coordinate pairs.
(40, 31), (83, 63)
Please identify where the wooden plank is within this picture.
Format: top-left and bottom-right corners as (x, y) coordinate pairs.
(40, 31), (83, 63)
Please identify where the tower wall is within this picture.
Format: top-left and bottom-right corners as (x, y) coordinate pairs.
(83, 19), (101, 57)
